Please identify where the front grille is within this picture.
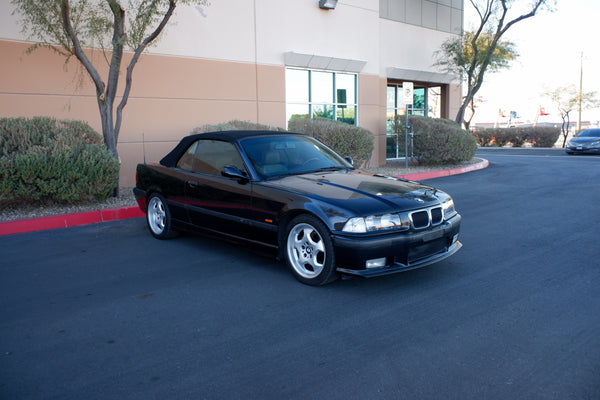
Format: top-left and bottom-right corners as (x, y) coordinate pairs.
(410, 210), (429, 229)
(430, 207), (443, 225)
(409, 206), (444, 229)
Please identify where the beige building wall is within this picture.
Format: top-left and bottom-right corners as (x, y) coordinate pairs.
(0, 40), (286, 186)
(0, 0), (461, 187)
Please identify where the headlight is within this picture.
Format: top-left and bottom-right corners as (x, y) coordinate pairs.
(342, 213), (404, 233)
(442, 198), (457, 220)
(342, 217), (367, 233)
(366, 214), (401, 231)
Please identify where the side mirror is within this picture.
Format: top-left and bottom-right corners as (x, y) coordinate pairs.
(344, 157), (354, 166)
(222, 166), (249, 182)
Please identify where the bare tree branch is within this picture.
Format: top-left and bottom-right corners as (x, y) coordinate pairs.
(59, 0), (105, 99)
(115, 0), (177, 137)
(439, 0), (553, 128)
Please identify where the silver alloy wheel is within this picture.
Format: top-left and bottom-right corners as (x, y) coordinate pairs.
(286, 222), (326, 279)
(147, 196), (166, 235)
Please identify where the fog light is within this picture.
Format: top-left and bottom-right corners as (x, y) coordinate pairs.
(366, 258), (387, 269)
(452, 234), (459, 244)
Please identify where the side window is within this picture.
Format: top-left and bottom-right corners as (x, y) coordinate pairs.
(285, 68), (358, 127)
(193, 140), (245, 176)
(176, 141), (198, 171)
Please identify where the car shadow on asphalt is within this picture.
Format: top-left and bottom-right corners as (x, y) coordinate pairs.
(173, 228), (466, 293)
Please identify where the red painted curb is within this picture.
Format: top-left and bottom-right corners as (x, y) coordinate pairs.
(0, 159), (488, 237)
(396, 158), (489, 181)
(100, 206), (145, 222)
(0, 206), (144, 236)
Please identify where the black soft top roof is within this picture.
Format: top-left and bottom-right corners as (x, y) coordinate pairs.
(159, 130), (303, 167)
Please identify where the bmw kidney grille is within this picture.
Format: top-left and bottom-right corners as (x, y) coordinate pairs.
(409, 206), (443, 229)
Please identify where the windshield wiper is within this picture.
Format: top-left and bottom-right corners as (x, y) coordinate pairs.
(309, 166), (352, 173)
(264, 172), (298, 180)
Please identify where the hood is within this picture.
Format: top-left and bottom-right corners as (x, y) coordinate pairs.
(569, 137), (600, 144)
(264, 170), (446, 215)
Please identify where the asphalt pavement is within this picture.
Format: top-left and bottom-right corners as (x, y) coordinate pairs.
(1, 148), (599, 399)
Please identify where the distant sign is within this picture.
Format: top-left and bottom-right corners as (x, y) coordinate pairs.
(403, 82), (414, 106)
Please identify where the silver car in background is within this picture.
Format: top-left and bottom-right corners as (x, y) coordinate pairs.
(566, 128), (600, 154)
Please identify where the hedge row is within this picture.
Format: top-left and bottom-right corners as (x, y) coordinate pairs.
(194, 117), (476, 167)
(0, 117), (119, 205)
(191, 119), (286, 134)
(471, 126), (561, 148)
(3, 114), (480, 208)
(192, 118), (375, 168)
(392, 115), (477, 165)
(288, 118), (375, 167)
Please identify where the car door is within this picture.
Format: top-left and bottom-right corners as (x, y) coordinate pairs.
(183, 139), (254, 238)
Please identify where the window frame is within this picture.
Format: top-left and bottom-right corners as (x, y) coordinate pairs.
(285, 67), (359, 126)
(176, 139), (246, 176)
(386, 82), (444, 160)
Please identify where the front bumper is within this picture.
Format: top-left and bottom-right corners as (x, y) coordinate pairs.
(332, 214), (461, 277)
(566, 144), (600, 154)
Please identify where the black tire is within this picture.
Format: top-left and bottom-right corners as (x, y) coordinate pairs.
(284, 214), (338, 286)
(146, 193), (178, 239)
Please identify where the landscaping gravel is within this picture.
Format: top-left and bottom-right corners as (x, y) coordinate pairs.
(0, 188), (137, 223)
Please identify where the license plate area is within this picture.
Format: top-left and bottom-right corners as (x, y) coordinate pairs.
(408, 238), (447, 263)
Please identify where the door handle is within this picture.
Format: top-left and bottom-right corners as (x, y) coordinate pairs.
(187, 180), (199, 188)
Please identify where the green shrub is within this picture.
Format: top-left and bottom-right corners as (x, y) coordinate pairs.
(392, 115), (477, 165)
(471, 126), (560, 147)
(0, 117), (119, 205)
(193, 118), (375, 168)
(471, 129), (495, 147)
(288, 118), (375, 167)
(527, 127), (561, 147)
(191, 119), (286, 134)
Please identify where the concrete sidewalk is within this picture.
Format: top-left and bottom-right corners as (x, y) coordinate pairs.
(0, 158), (489, 236)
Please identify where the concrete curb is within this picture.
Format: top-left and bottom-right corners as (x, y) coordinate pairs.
(396, 157), (489, 181)
(0, 206), (144, 236)
(0, 158), (489, 236)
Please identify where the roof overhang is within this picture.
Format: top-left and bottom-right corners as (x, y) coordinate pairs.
(284, 52), (367, 73)
(387, 67), (458, 85)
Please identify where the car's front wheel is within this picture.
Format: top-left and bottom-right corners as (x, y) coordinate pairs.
(284, 215), (338, 286)
(146, 193), (177, 239)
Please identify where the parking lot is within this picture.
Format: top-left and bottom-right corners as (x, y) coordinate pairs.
(1, 148), (599, 399)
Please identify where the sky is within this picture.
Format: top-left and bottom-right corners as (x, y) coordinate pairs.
(463, 0), (600, 127)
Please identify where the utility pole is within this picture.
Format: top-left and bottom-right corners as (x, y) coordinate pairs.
(577, 52), (583, 133)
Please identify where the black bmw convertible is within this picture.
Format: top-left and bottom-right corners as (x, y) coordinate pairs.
(134, 130), (462, 285)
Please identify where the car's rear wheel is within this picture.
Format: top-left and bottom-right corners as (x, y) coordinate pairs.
(147, 193), (177, 239)
(285, 215), (338, 286)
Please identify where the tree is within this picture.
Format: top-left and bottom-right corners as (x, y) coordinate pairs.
(434, 0), (553, 129)
(435, 30), (516, 130)
(12, 0), (208, 165)
(543, 85), (599, 147)
(464, 96), (486, 131)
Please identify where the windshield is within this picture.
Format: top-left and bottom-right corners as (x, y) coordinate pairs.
(240, 135), (353, 179)
(576, 129), (600, 138)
